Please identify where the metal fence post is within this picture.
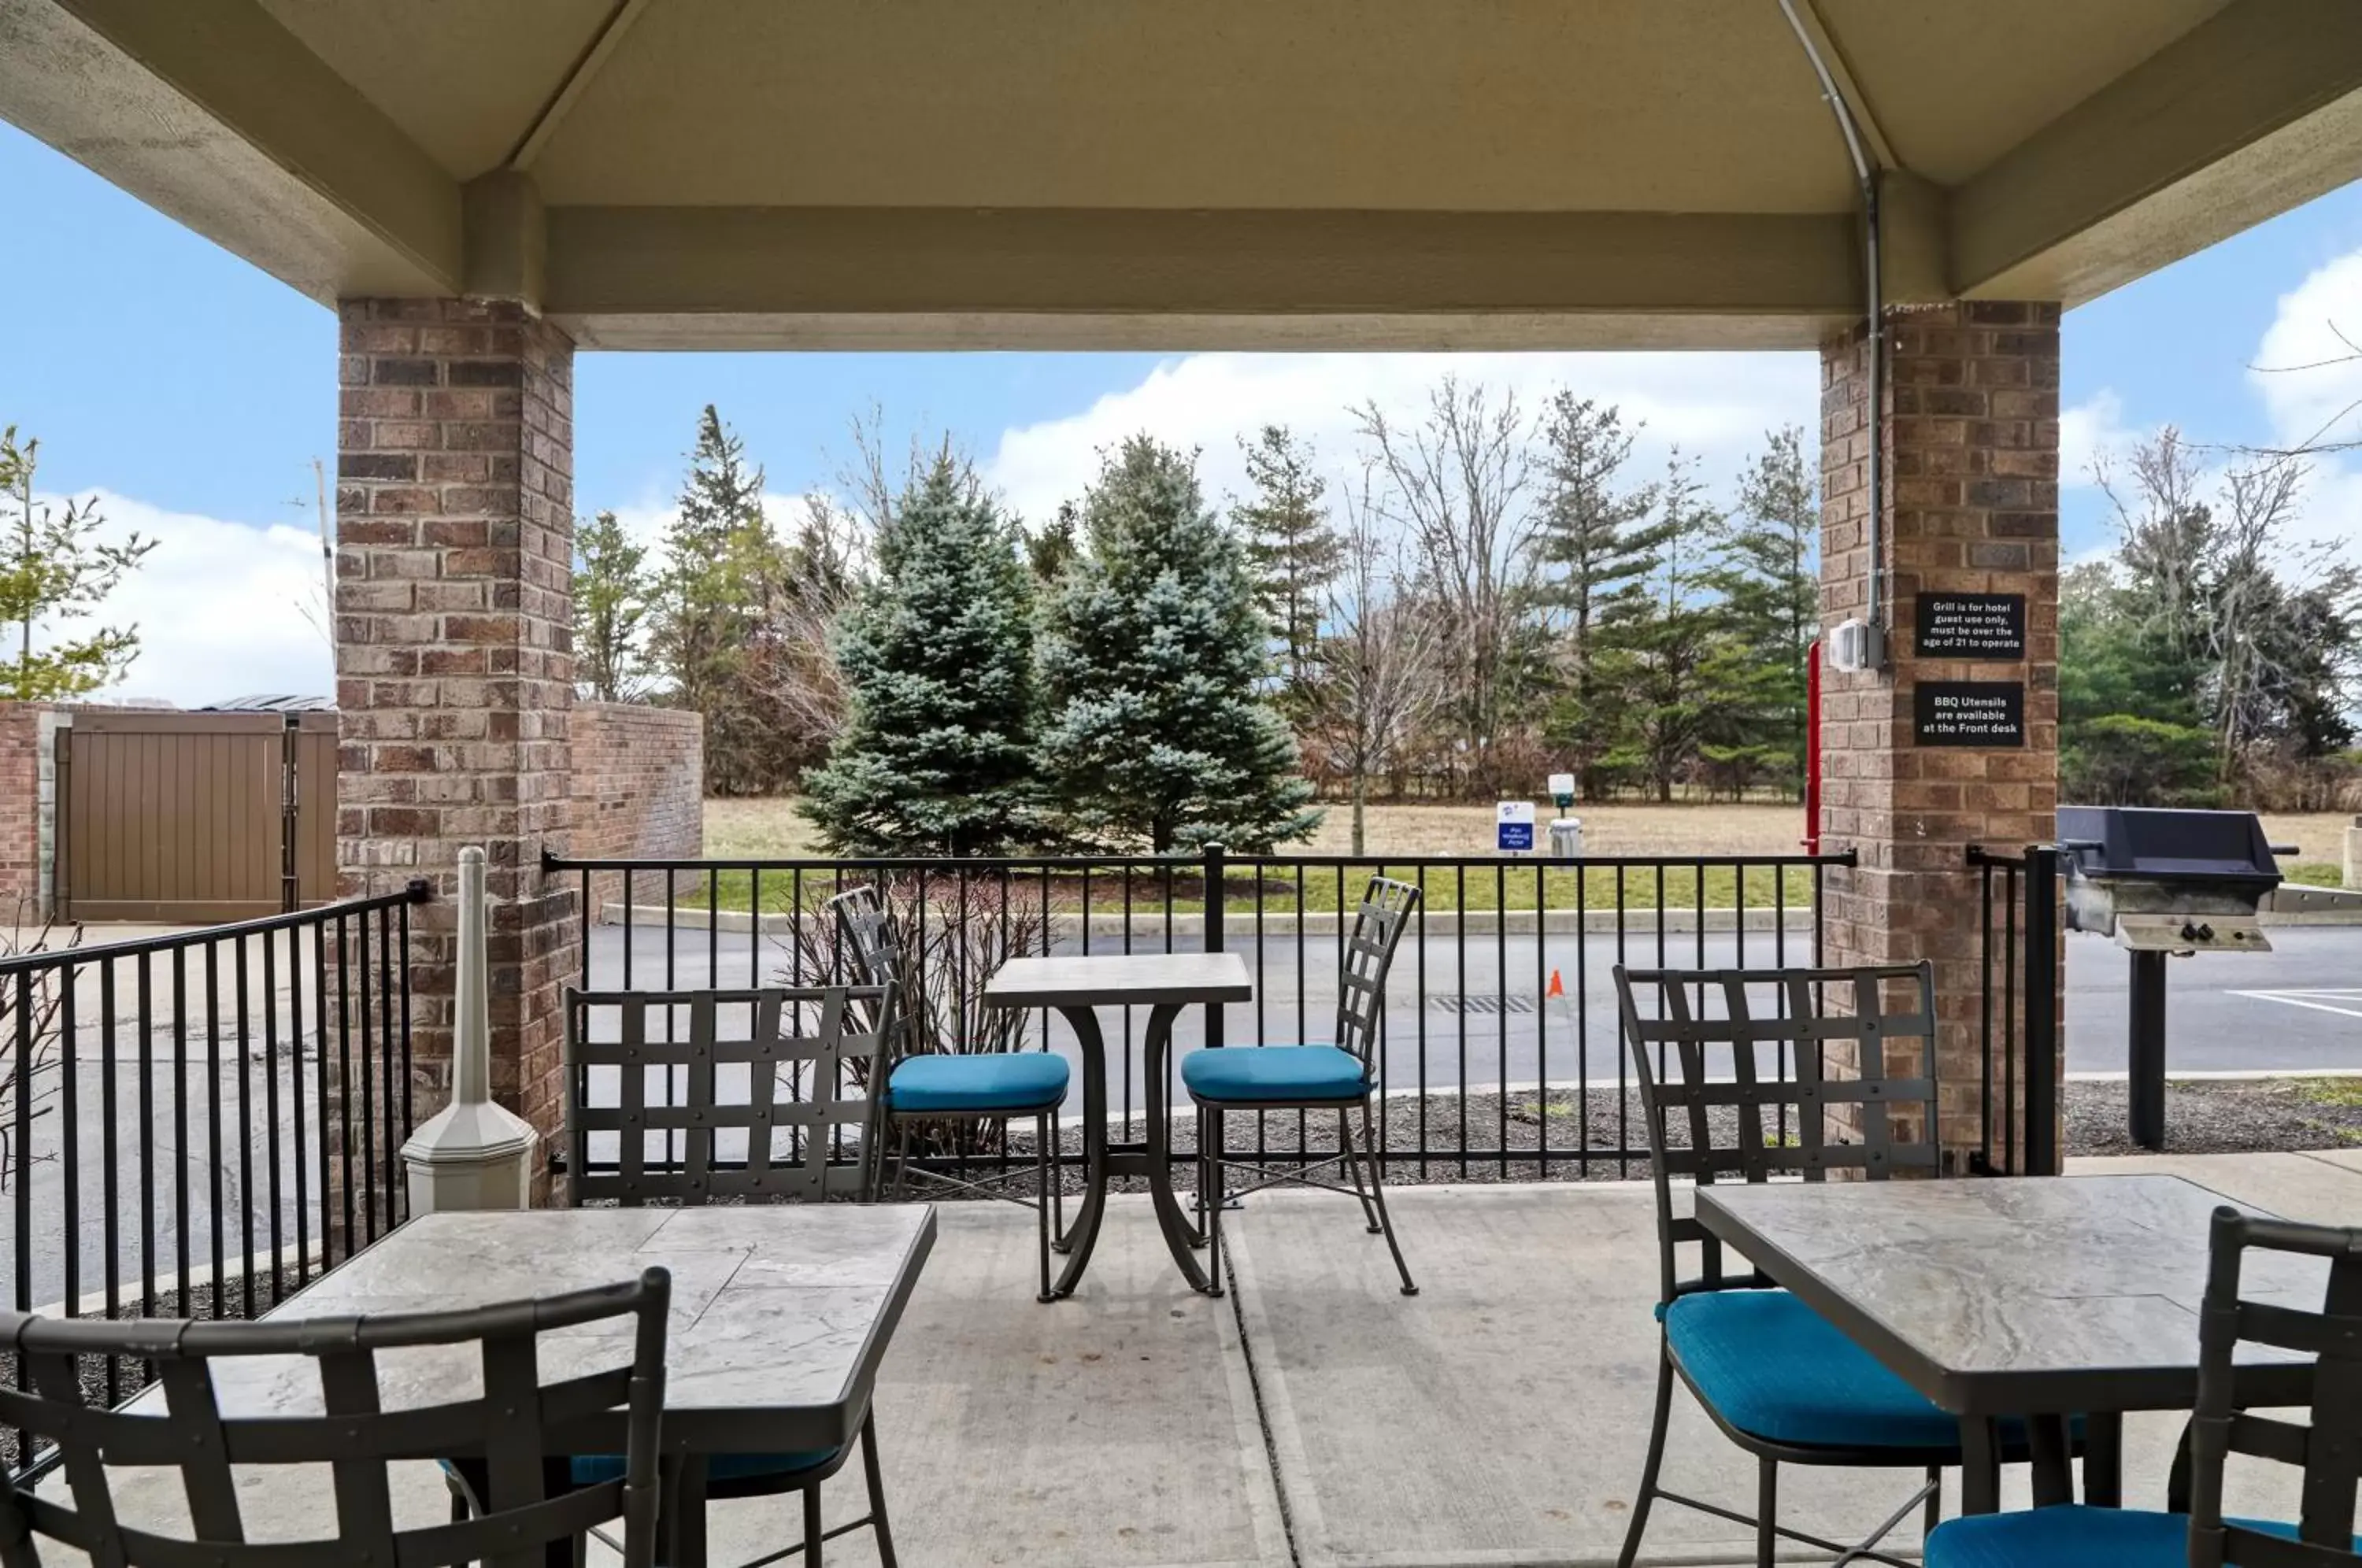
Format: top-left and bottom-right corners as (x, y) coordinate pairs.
(2023, 843), (2061, 1176)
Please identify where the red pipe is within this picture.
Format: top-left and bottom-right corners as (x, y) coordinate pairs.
(1804, 638), (1822, 855)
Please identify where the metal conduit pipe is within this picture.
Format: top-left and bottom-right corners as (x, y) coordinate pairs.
(1776, 0), (1888, 668)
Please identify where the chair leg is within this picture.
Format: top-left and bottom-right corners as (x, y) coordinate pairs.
(1204, 1107), (1224, 1294)
(1616, 1348), (1675, 1568)
(888, 1120), (914, 1204)
(804, 1481), (825, 1568)
(1359, 1104), (1416, 1296)
(1339, 1110), (1383, 1233)
(1923, 1463), (1942, 1540)
(862, 1410), (898, 1568)
(1756, 1455), (1779, 1568)
(1035, 1112), (1054, 1304)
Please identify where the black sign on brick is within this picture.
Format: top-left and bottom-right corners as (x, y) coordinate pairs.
(1916, 592), (2027, 660)
(1913, 681), (2026, 748)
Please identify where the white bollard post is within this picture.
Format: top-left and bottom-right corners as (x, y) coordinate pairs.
(2345, 816), (2362, 890)
(401, 846), (539, 1213)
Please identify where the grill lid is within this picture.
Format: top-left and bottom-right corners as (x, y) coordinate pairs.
(2055, 806), (2282, 887)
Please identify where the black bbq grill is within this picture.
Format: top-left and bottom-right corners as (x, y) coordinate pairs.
(2055, 806), (2286, 1150)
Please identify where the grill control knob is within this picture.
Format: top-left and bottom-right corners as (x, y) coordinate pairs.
(2180, 923), (2200, 941)
(2197, 923), (2216, 941)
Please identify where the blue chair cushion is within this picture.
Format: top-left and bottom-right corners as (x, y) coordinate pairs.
(888, 1052), (1068, 1114)
(1664, 1288), (1962, 1449)
(568, 1448), (842, 1488)
(1181, 1045), (1368, 1104)
(1926, 1506), (2355, 1567)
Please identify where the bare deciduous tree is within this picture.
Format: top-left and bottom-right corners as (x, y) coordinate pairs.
(0, 904), (80, 1192)
(1353, 378), (1538, 797)
(1312, 467), (1442, 856)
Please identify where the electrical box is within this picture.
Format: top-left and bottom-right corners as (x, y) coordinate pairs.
(1826, 618), (1886, 673)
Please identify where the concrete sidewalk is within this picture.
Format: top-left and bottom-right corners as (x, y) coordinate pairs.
(35, 1150), (2362, 1568)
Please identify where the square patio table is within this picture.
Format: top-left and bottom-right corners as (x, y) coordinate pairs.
(1695, 1174), (2323, 1514)
(983, 951), (1253, 1296)
(128, 1204), (935, 1567)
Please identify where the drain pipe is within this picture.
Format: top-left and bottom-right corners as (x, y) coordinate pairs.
(1778, 0), (1887, 670)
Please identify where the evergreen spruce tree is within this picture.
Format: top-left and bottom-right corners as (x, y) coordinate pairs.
(1039, 436), (1321, 852)
(1528, 394), (1664, 798)
(1232, 426), (1342, 717)
(1699, 427), (1820, 793)
(802, 454), (1040, 854)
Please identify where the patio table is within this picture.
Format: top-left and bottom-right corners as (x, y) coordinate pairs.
(1695, 1174), (2323, 1515)
(983, 951), (1253, 1296)
(128, 1204), (935, 1568)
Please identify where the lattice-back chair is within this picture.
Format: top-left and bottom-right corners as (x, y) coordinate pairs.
(1183, 875), (1421, 1298)
(0, 1270), (671, 1568)
(1924, 1206), (2362, 1566)
(535, 984), (902, 1568)
(1612, 961), (1986, 1568)
(825, 884), (1069, 1304)
(565, 985), (895, 1206)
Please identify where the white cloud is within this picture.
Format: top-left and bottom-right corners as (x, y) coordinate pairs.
(2060, 389), (2138, 489)
(981, 350), (1820, 525)
(2250, 250), (2362, 453)
(24, 490), (331, 708)
(2249, 247), (2362, 553)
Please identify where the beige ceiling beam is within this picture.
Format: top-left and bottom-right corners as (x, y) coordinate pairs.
(543, 206), (1861, 343)
(1952, 0), (2362, 303)
(37, 0), (461, 296)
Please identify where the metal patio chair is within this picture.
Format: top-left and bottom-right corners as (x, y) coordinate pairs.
(827, 883), (1068, 1302)
(1185, 875), (1420, 1298)
(489, 984), (902, 1568)
(1613, 960), (1992, 1568)
(1925, 1205), (2362, 1566)
(0, 1269), (672, 1568)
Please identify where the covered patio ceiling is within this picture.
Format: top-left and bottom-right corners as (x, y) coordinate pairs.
(4, 0), (2362, 349)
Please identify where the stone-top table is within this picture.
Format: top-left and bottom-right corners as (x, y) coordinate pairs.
(135, 1204), (935, 1565)
(984, 952), (1253, 1296)
(1697, 1174), (2323, 1513)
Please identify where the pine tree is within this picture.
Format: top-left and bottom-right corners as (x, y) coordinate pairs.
(648, 406), (787, 793)
(1596, 452), (1723, 801)
(572, 508), (650, 703)
(1232, 426), (1341, 716)
(802, 454), (1040, 854)
(1039, 436), (1321, 852)
(1698, 427), (1820, 794)
(1527, 394), (1663, 799)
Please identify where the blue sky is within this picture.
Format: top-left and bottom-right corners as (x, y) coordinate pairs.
(3, 115), (2359, 702)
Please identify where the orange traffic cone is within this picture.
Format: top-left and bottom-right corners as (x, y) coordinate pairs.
(1546, 967), (1565, 999)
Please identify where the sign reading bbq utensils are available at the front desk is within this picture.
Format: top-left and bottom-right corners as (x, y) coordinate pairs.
(1913, 682), (2025, 747)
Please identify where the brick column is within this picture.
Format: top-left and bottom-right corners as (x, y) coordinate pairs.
(335, 299), (577, 1160)
(1817, 301), (2061, 1173)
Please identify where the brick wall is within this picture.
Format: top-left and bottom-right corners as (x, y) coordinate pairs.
(570, 701), (704, 917)
(1817, 301), (2062, 1171)
(335, 298), (578, 1153)
(0, 703), (47, 915)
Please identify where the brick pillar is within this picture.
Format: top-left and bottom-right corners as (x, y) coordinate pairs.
(335, 299), (578, 1166)
(1818, 301), (2061, 1174)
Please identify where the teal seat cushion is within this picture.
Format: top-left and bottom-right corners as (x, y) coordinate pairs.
(568, 1448), (841, 1488)
(888, 1052), (1068, 1114)
(1926, 1506), (2353, 1567)
(1181, 1045), (1368, 1104)
(1664, 1289), (1961, 1449)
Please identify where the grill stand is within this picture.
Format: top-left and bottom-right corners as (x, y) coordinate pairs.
(2127, 949), (2169, 1152)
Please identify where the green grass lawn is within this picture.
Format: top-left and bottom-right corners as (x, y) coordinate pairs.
(664, 862), (1827, 919)
(2284, 861), (2345, 888)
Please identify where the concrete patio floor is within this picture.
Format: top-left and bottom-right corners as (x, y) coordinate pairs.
(40, 1148), (2362, 1568)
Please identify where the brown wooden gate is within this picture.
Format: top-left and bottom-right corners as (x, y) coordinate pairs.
(56, 711), (339, 923)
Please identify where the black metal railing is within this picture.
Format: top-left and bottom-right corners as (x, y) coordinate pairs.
(546, 845), (1855, 1183)
(1966, 844), (2062, 1176)
(2, 881), (430, 1477)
